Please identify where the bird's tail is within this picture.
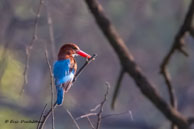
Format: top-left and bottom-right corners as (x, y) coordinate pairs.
(56, 86), (64, 105)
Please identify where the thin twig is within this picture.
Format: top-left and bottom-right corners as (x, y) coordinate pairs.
(90, 104), (101, 112)
(160, 0), (194, 106)
(66, 109), (81, 129)
(86, 117), (95, 129)
(45, 3), (56, 62)
(76, 82), (110, 129)
(76, 113), (98, 120)
(44, 3), (57, 129)
(37, 104), (47, 129)
(101, 110), (133, 120)
(111, 69), (125, 109)
(73, 54), (97, 82)
(128, 110), (134, 121)
(38, 102), (57, 129)
(77, 110), (133, 120)
(45, 50), (55, 129)
(21, 0), (44, 94)
(96, 82), (110, 129)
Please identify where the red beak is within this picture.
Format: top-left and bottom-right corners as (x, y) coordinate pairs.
(76, 50), (91, 59)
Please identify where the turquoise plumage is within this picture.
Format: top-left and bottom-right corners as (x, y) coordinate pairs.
(53, 59), (75, 105)
(53, 43), (91, 105)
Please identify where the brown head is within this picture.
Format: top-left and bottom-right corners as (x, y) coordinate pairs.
(58, 43), (91, 60)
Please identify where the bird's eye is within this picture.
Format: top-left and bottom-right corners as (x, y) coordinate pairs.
(72, 46), (77, 50)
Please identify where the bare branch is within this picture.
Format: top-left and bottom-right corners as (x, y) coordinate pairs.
(90, 104), (101, 112)
(76, 113), (98, 120)
(101, 110), (133, 120)
(21, 0), (44, 94)
(77, 110), (133, 121)
(45, 3), (56, 62)
(76, 82), (110, 129)
(96, 82), (110, 129)
(73, 54), (97, 82)
(38, 102), (57, 129)
(86, 117), (95, 129)
(37, 104), (47, 129)
(66, 109), (81, 129)
(84, 0), (190, 128)
(160, 1), (194, 129)
(45, 50), (55, 129)
(160, 0), (194, 106)
(111, 69), (125, 109)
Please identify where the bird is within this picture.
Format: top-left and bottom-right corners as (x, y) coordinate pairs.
(53, 43), (91, 105)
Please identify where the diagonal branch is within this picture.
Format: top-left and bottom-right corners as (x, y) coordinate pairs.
(66, 109), (81, 129)
(36, 104), (47, 129)
(111, 69), (125, 109)
(73, 54), (97, 82)
(86, 116), (95, 129)
(38, 102), (57, 129)
(84, 0), (190, 128)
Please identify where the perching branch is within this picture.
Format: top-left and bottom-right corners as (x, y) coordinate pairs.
(84, 0), (191, 128)
(38, 55), (96, 129)
(73, 54), (97, 82)
(21, 0), (44, 94)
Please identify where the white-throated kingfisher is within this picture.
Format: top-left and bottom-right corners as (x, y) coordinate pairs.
(53, 43), (91, 105)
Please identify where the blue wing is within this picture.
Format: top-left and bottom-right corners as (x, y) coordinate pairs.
(53, 59), (75, 86)
(53, 59), (75, 105)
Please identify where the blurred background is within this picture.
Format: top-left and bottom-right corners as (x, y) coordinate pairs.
(0, 0), (194, 129)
